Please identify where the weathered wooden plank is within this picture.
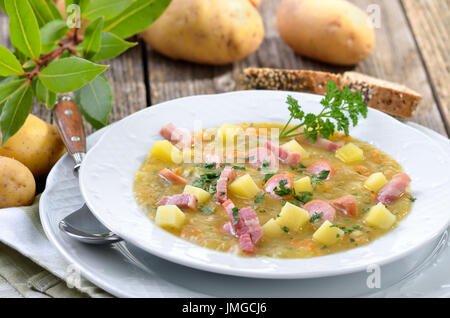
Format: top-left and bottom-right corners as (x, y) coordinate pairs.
(401, 0), (450, 134)
(145, 0), (448, 136)
(0, 12), (147, 134)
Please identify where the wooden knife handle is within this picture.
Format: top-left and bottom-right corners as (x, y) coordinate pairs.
(53, 98), (86, 172)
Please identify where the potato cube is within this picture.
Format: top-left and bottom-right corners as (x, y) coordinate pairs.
(155, 205), (186, 230)
(183, 185), (211, 204)
(262, 218), (285, 238)
(217, 124), (241, 143)
(365, 203), (396, 229)
(293, 176), (313, 193)
(276, 202), (310, 231)
(228, 174), (260, 199)
(281, 140), (309, 158)
(150, 140), (182, 164)
(312, 220), (344, 246)
(364, 172), (388, 192)
(336, 142), (364, 163)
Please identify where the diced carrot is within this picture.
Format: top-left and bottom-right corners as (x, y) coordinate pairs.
(370, 152), (383, 164)
(290, 238), (317, 249)
(353, 165), (370, 176)
(181, 228), (202, 237)
(173, 167), (182, 175)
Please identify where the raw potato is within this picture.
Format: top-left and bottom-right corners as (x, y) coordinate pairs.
(277, 0), (375, 65)
(0, 156), (36, 208)
(0, 115), (65, 178)
(141, 0), (264, 65)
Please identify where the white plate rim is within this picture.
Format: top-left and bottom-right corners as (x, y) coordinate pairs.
(78, 90), (450, 279)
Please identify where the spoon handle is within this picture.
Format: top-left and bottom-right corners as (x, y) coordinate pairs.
(53, 97), (86, 173)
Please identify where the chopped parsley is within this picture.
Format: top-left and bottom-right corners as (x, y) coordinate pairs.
(232, 165), (246, 170)
(201, 162), (216, 169)
(192, 171), (221, 194)
(232, 207), (240, 225)
(273, 179), (292, 197)
(263, 173), (275, 183)
(199, 206), (215, 214)
(362, 207), (370, 212)
(309, 212), (323, 223)
(349, 238), (355, 243)
(293, 191), (313, 204)
(254, 193), (265, 203)
(262, 160), (270, 168)
(409, 196), (416, 202)
(282, 226), (289, 233)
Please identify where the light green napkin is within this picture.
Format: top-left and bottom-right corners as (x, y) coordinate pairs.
(0, 197), (112, 298)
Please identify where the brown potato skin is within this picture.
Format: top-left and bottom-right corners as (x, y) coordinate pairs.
(141, 0), (264, 65)
(277, 0), (375, 65)
(0, 156), (36, 208)
(0, 115), (65, 178)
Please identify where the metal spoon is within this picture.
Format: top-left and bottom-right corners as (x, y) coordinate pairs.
(54, 96), (122, 245)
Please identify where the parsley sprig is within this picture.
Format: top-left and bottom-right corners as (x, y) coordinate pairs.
(279, 81), (368, 142)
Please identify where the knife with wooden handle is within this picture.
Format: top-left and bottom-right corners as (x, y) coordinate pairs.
(53, 96), (86, 173)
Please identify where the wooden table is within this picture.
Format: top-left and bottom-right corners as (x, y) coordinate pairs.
(0, 0), (448, 137)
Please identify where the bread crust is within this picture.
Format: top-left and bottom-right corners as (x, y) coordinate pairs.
(240, 68), (422, 118)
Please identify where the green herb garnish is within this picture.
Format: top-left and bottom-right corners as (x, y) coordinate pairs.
(254, 193), (265, 203)
(273, 179), (292, 197)
(409, 196), (417, 202)
(263, 173), (276, 183)
(201, 162), (217, 169)
(282, 226), (289, 233)
(293, 191), (313, 204)
(232, 207), (240, 225)
(193, 171), (221, 194)
(232, 165), (246, 170)
(279, 81), (368, 142)
(309, 212), (323, 223)
(200, 206), (215, 214)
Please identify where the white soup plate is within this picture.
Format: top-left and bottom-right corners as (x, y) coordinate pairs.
(79, 91), (450, 279)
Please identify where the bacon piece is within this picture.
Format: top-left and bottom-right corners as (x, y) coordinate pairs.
(156, 194), (197, 209)
(221, 200), (263, 252)
(158, 168), (187, 184)
(238, 207), (264, 244)
(377, 173), (411, 205)
(303, 200), (336, 222)
(306, 161), (335, 180)
(239, 233), (255, 254)
(264, 173), (294, 199)
(247, 147), (277, 168)
(222, 222), (237, 237)
(264, 140), (301, 165)
(296, 135), (342, 152)
(332, 195), (358, 217)
(160, 123), (193, 149)
(216, 166), (236, 203)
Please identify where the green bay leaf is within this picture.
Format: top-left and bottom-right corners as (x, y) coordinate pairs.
(35, 79), (57, 109)
(75, 75), (112, 129)
(40, 20), (69, 54)
(0, 45), (24, 76)
(38, 57), (108, 93)
(0, 78), (26, 106)
(103, 0), (171, 39)
(0, 82), (33, 145)
(82, 17), (104, 59)
(92, 32), (137, 62)
(28, 0), (63, 27)
(85, 0), (133, 21)
(6, 0), (41, 60)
